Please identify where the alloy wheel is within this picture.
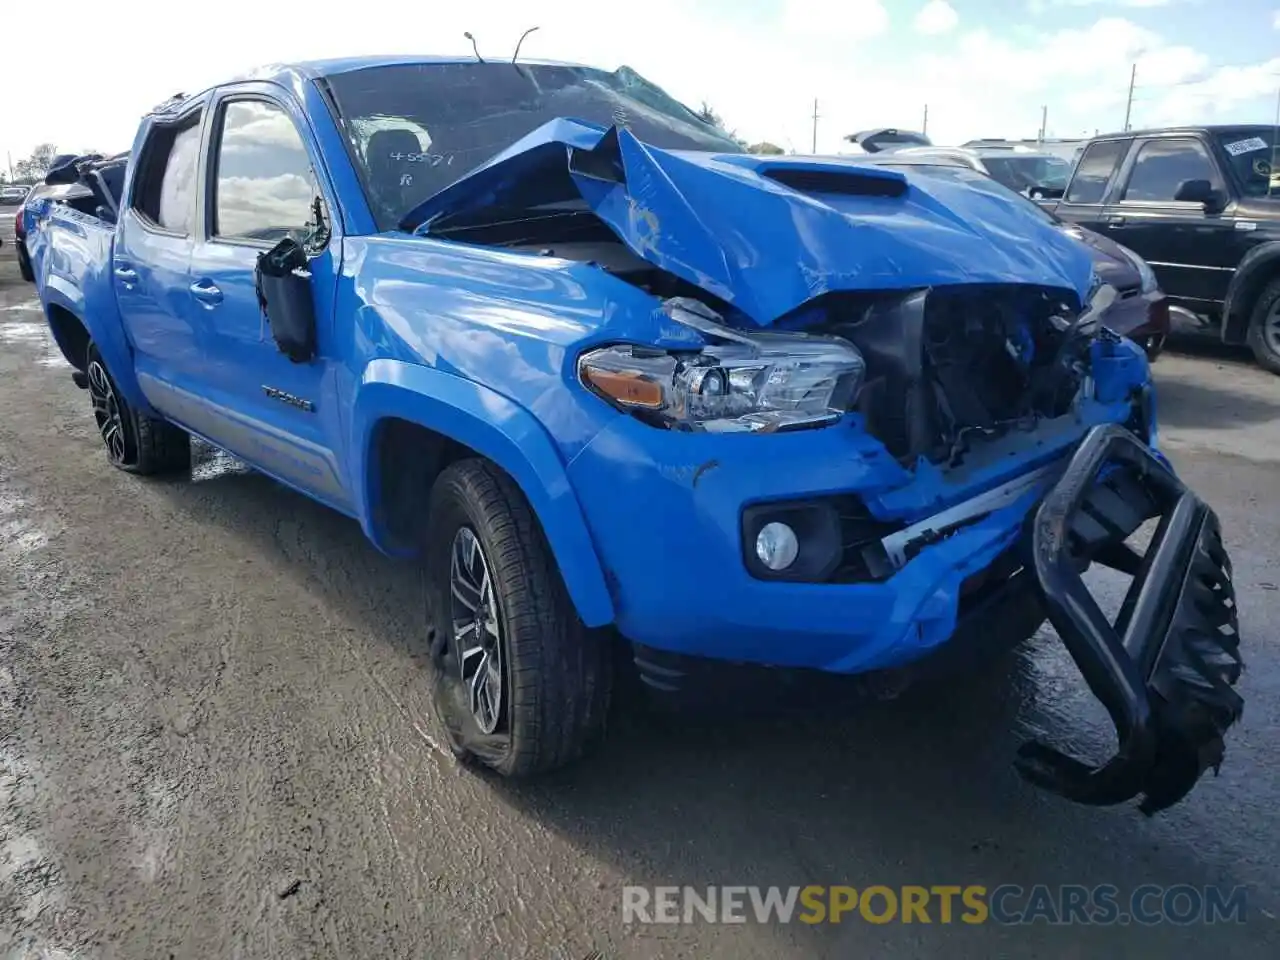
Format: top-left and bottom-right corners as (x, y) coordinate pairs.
(1264, 300), (1280, 359)
(448, 526), (505, 735)
(87, 360), (127, 464)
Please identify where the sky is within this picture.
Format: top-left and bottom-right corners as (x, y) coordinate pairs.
(2, 0), (1278, 168)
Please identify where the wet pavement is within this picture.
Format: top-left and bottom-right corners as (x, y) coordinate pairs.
(1, 251), (1278, 959)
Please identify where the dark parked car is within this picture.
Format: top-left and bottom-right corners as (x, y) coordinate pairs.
(857, 153), (1170, 357)
(1050, 125), (1280, 372)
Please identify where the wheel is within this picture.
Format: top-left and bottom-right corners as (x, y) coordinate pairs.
(1245, 278), (1280, 375)
(85, 343), (190, 474)
(424, 458), (611, 777)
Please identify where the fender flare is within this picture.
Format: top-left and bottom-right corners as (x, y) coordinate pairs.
(1222, 241), (1280, 345)
(40, 271), (156, 416)
(350, 359), (615, 629)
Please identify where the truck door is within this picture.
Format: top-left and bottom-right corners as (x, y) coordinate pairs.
(1053, 138), (1131, 235)
(113, 111), (204, 394)
(183, 89), (349, 512)
(1103, 136), (1237, 311)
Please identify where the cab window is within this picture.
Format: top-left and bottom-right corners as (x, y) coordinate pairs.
(211, 100), (321, 244)
(1064, 140), (1128, 204)
(1121, 138), (1223, 202)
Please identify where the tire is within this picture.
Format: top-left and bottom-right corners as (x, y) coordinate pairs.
(1142, 332), (1166, 362)
(85, 343), (190, 475)
(1245, 277), (1280, 375)
(424, 458), (611, 777)
(17, 244), (35, 284)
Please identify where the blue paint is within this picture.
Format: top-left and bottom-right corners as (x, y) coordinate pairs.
(24, 55), (1177, 675)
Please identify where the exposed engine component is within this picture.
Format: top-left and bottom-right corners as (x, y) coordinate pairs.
(822, 284), (1092, 465)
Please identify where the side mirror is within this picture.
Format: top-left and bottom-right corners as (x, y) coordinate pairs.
(1174, 178), (1225, 212)
(254, 237), (317, 363)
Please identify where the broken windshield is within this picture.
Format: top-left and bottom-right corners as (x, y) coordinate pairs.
(322, 62), (744, 231)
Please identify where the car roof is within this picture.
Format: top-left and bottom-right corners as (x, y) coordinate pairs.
(1086, 123), (1277, 140)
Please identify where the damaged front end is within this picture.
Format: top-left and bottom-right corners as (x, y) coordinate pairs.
(408, 120), (1244, 813)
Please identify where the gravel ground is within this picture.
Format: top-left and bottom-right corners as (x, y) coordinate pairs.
(1, 252), (1278, 959)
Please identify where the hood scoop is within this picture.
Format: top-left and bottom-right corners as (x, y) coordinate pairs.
(761, 166), (908, 199)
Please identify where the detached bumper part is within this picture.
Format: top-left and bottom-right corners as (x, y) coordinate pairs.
(1019, 424), (1244, 814)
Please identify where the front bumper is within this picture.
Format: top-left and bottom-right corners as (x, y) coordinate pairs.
(1016, 423), (1243, 814)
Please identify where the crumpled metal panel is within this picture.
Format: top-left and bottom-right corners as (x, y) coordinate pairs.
(408, 119), (1098, 326)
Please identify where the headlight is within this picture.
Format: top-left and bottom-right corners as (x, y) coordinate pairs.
(1114, 242), (1158, 294)
(578, 300), (865, 433)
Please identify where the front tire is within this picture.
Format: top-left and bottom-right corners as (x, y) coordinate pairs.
(424, 458), (611, 777)
(1246, 278), (1280, 375)
(85, 344), (190, 475)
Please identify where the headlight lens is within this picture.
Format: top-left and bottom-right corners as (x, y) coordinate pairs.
(578, 302), (866, 433)
(1115, 242), (1158, 293)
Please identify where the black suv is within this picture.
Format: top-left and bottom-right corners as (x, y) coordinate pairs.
(1051, 125), (1280, 372)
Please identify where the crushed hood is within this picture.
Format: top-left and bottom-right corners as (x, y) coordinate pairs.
(406, 119), (1098, 327)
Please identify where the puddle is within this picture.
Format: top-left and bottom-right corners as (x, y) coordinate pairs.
(0, 312), (71, 368)
(190, 440), (252, 482)
(0, 489), (52, 564)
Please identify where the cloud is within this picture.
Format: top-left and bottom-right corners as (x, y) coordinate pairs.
(780, 0), (890, 41)
(1033, 0), (1174, 8)
(1, 0), (1275, 169)
(1274, 8), (1280, 28)
(914, 0), (959, 35)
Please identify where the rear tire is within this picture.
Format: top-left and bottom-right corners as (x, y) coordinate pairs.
(85, 343), (190, 475)
(1245, 278), (1280, 375)
(424, 458), (611, 777)
(17, 244), (35, 283)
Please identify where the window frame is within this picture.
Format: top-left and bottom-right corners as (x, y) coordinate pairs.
(1117, 135), (1226, 208)
(1063, 138), (1131, 206)
(199, 89), (337, 252)
(128, 108), (204, 238)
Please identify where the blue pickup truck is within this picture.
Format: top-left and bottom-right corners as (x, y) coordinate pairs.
(23, 55), (1244, 814)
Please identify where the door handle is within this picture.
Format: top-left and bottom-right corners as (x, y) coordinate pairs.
(1106, 215), (1126, 226)
(113, 266), (138, 284)
(189, 279), (223, 306)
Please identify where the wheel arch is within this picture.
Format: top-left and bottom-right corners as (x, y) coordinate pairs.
(40, 274), (156, 415)
(351, 360), (616, 629)
(1222, 242), (1280, 345)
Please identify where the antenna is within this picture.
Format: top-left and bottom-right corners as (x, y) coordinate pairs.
(513, 26), (540, 63)
(463, 31), (485, 63)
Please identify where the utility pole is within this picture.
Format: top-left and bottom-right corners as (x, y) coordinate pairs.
(1123, 63), (1137, 132)
(1039, 105), (1047, 142)
(922, 104), (929, 136)
(811, 98), (819, 154)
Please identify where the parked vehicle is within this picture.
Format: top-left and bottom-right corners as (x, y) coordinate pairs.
(855, 152), (1170, 358)
(880, 145), (1074, 200)
(1, 184), (31, 205)
(23, 56), (1244, 815)
(1049, 125), (1280, 372)
(963, 137), (1087, 168)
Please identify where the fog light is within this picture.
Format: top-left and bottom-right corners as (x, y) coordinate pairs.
(756, 522), (799, 571)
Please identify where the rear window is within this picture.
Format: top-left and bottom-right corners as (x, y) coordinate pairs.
(1064, 140), (1129, 204)
(132, 117), (202, 234)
